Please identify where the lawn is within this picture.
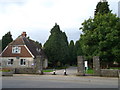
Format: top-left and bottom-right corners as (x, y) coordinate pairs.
(86, 69), (94, 74)
(43, 70), (53, 72)
(110, 67), (120, 69)
(85, 67), (120, 74)
(0, 68), (13, 72)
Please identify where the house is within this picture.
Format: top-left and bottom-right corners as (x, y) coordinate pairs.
(0, 32), (48, 69)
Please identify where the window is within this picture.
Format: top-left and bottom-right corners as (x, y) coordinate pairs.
(20, 59), (26, 65)
(36, 48), (41, 52)
(12, 46), (21, 54)
(7, 59), (14, 65)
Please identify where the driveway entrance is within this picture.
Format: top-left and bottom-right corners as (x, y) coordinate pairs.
(44, 66), (77, 76)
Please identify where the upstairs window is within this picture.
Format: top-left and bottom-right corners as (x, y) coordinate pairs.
(20, 59), (26, 65)
(7, 59), (14, 65)
(12, 46), (21, 54)
(36, 48), (41, 52)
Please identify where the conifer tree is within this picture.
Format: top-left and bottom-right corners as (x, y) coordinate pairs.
(2, 32), (13, 51)
(68, 40), (75, 65)
(94, 0), (110, 16)
(44, 23), (69, 67)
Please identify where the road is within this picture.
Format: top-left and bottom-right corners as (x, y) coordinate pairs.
(2, 74), (118, 88)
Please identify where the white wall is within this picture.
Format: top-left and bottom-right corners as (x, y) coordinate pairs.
(0, 57), (48, 69)
(0, 57), (34, 68)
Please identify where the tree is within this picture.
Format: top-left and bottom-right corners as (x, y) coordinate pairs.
(0, 40), (2, 53)
(80, 13), (120, 68)
(44, 23), (69, 67)
(2, 32), (13, 51)
(74, 40), (83, 56)
(68, 40), (75, 65)
(74, 40), (84, 65)
(35, 41), (42, 48)
(67, 40), (83, 65)
(94, 0), (110, 16)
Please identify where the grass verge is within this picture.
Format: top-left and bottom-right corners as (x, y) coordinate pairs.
(86, 69), (94, 74)
(43, 70), (53, 72)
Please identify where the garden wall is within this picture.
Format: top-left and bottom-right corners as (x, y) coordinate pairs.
(100, 69), (120, 77)
(14, 68), (37, 74)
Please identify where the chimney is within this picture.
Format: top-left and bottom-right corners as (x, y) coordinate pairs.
(21, 32), (27, 37)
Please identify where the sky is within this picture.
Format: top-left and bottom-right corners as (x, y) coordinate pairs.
(0, 0), (119, 45)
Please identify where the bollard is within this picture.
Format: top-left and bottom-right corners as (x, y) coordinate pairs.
(119, 70), (120, 78)
(118, 70), (120, 90)
(52, 69), (56, 75)
(64, 69), (67, 75)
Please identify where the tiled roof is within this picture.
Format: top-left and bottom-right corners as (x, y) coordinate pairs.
(1, 35), (46, 58)
(9, 36), (25, 45)
(23, 37), (45, 58)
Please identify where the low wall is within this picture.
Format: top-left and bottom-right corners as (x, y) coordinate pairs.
(2, 72), (13, 76)
(100, 69), (119, 77)
(1, 68), (14, 76)
(15, 68), (37, 74)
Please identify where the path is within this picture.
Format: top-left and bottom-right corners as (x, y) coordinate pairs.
(44, 66), (77, 75)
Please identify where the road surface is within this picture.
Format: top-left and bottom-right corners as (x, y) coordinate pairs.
(2, 74), (118, 88)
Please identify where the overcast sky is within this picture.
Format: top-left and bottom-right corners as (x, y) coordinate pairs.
(0, 0), (119, 44)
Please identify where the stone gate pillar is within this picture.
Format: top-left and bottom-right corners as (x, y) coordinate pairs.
(93, 56), (101, 76)
(77, 56), (85, 76)
(35, 55), (43, 75)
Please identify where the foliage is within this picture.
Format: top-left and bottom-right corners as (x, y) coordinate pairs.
(35, 41), (42, 48)
(94, 0), (110, 16)
(43, 70), (53, 72)
(74, 40), (83, 56)
(0, 40), (2, 52)
(80, 13), (120, 67)
(86, 68), (94, 74)
(110, 67), (120, 70)
(67, 40), (84, 66)
(2, 31), (13, 51)
(0, 68), (13, 72)
(44, 23), (69, 67)
(68, 40), (75, 65)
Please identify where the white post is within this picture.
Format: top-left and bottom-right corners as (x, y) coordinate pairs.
(52, 69), (56, 75)
(84, 61), (88, 72)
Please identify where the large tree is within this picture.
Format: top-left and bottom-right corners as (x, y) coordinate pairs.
(80, 13), (120, 68)
(44, 23), (69, 67)
(2, 32), (13, 51)
(94, 0), (110, 16)
(74, 40), (83, 57)
(68, 40), (76, 65)
(0, 40), (2, 53)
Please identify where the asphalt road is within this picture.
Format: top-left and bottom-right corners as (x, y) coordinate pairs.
(2, 74), (119, 88)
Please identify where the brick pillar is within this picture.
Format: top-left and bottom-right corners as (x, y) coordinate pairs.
(93, 56), (101, 76)
(35, 55), (43, 75)
(77, 56), (85, 76)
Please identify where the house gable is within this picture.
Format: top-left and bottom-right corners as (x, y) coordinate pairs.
(1, 32), (46, 59)
(0, 32), (48, 69)
(1, 45), (33, 58)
